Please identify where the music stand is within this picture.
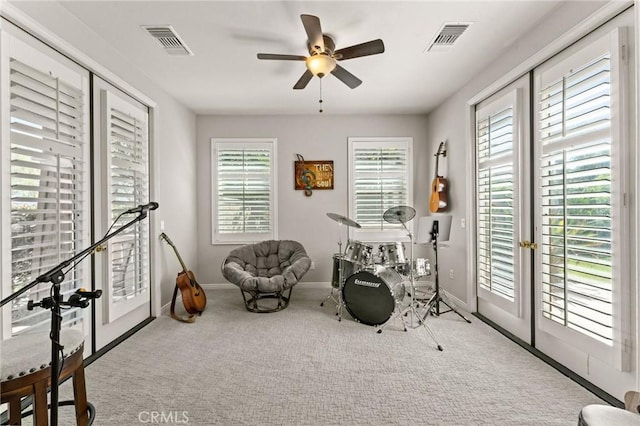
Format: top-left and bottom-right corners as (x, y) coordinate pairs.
(416, 215), (471, 323)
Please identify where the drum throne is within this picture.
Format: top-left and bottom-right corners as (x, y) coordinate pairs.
(221, 240), (312, 313)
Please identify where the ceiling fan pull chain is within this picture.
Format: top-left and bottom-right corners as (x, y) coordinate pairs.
(319, 79), (323, 113)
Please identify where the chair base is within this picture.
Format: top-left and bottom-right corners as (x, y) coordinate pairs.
(240, 288), (292, 313)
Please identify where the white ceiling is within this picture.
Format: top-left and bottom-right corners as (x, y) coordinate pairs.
(30, 1), (565, 115)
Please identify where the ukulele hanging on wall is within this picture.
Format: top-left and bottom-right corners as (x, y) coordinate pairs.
(429, 141), (448, 213)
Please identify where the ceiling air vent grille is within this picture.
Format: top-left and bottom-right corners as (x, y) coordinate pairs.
(426, 22), (472, 52)
(142, 25), (193, 56)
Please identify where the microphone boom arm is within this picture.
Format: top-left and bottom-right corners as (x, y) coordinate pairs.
(1, 211), (149, 307)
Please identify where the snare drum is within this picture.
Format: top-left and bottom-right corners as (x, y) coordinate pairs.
(394, 258), (430, 278)
(331, 254), (356, 288)
(342, 266), (406, 326)
(377, 242), (407, 267)
(413, 258), (431, 278)
(344, 240), (373, 266)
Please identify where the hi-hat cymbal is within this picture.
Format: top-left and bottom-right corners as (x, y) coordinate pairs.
(326, 212), (361, 228)
(383, 206), (416, 224)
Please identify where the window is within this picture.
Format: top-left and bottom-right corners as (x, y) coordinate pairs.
(3, 37), (90, 336)
(211, 138), (277, 243)
(348, 137), (413, 242)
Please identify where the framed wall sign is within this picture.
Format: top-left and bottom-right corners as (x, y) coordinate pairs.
(294, 158), (334, 196)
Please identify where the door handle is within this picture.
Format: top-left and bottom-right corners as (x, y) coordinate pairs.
(519, 241), (538, 250)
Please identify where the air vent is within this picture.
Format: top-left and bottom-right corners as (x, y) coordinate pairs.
(426, 22), (472, 52)
(141, 25), (193, 56)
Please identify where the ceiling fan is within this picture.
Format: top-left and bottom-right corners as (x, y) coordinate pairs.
(257, 14), (385, 90)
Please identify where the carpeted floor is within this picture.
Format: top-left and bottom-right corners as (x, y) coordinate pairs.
(56, 287), (604, 425)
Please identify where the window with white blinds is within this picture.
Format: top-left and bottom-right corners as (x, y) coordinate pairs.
(103, 92), (150, 310)
(7, 54), (90, 335)
(476, 105), (516, 302)
(536, 35), (622, 346)
(212, 138), (277, 243)
(348, 137), (412, 242)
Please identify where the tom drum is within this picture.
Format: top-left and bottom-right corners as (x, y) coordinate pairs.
(344, 240), (373, 267)
(377, 242), (407, 267)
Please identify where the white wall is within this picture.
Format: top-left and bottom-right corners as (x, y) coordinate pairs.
(2, 1), (198, 307)
(196, 114), (431, 285)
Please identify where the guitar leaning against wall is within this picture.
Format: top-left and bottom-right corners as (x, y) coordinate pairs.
(429, 141), (448, 213)
(160, 232), (207, 323)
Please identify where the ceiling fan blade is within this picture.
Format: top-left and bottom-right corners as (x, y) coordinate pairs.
(293, 70), (314, 90)
(257, 53), (306, 61)
(331, 64), (362, 89)
(301, 14), (324, 53)
(334, 39), (385, 61)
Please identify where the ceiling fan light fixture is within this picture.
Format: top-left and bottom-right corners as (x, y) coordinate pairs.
(306, 54), (336, 77)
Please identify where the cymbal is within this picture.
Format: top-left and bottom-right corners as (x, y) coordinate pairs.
(383, 206), (416, 224)
(326, 212), (361, 228)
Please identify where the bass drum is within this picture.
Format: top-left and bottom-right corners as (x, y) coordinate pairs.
(342, 266), (406, 326)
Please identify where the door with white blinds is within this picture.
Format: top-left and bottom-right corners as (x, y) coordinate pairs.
(93, 78), (151, 349)
(475, 75), (531, 343)
(348, 137), (413, 243)
(1, 33), (91, 342)
(533, 27), (633, 394)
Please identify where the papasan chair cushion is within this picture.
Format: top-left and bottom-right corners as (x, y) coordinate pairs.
(222, 240), (311, 312)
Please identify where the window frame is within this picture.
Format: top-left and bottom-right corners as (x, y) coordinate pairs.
(348, 136), (413, 243)
(211, 137), (278, 244)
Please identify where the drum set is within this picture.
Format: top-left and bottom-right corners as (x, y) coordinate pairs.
(323, 207), (442, 350)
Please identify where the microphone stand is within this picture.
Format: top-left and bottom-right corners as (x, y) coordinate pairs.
(0, 210), (151, 426)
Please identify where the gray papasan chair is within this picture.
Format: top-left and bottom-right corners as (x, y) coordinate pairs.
(221, 240), (312, 313)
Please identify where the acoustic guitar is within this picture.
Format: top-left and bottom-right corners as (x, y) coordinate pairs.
(429, 141), (448, 213)
(160, 232), (207, 323)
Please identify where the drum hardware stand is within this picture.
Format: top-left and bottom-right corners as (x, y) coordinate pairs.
(376, 206), (443, 351)
(420, 219), (471, 324)
(320, 257), (345, 322)
(322, 213), (361, 321)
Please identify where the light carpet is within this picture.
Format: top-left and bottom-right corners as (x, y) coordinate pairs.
(56, 287), (604, 425)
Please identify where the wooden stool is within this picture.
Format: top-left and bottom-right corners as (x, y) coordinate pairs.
(1, 329), (88, 425)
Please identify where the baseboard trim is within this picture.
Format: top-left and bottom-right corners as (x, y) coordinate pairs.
(474, 313), (623, 408)
(85, 317), (155, 367)
(200, 282), (333, 290)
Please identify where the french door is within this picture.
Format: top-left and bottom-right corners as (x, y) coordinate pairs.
(475, 75), (532, 343)
(92, 77), (151, 350)
(1, 26), (91, 349)
(475, 16), (635, 400)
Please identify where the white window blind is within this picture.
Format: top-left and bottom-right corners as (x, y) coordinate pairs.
(348, 137), (412, 242)
(212, 139), (277, 243)
(104, 94), (150, 309)
(476, 105), (516, 302)
(8, 55), (89, 335)
(537, 44), (619, 345)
